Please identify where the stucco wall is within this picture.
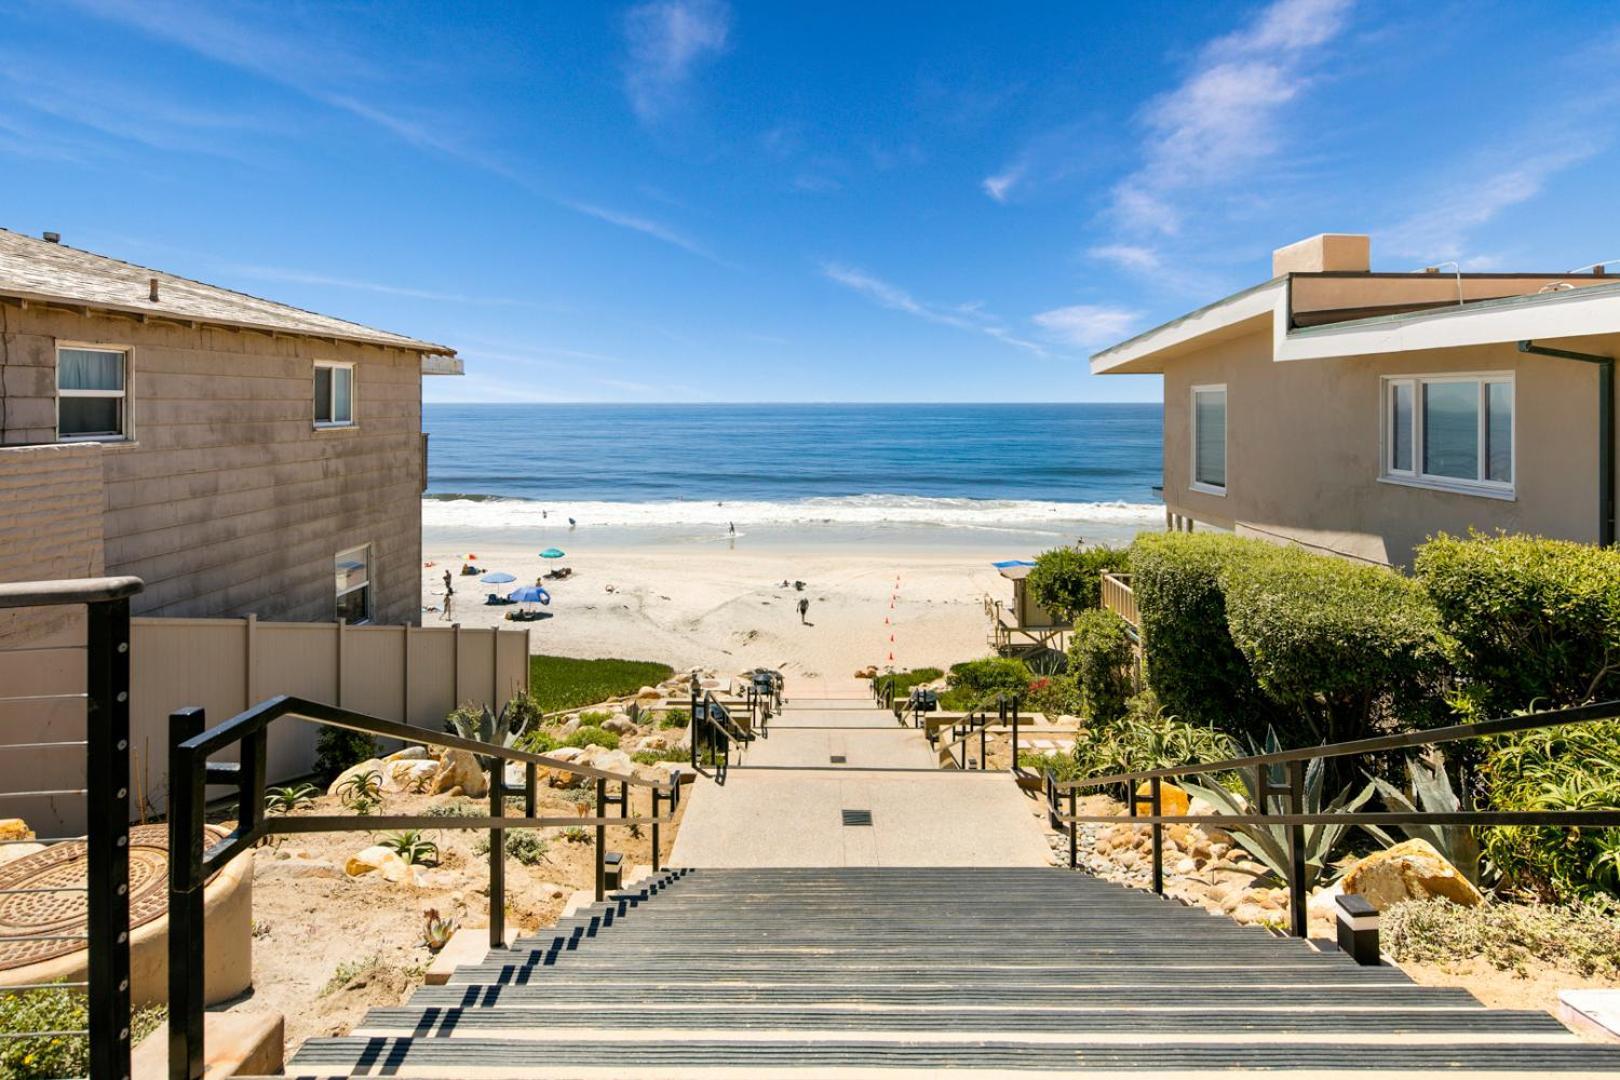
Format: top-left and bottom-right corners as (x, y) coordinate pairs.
(0, 302), (423, 623)
(1162, 327), (1613, 566)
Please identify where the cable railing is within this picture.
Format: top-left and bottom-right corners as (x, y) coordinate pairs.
(166, 694), (681, 1080)
(689, 686), (754, 784)
(1045, 699), (1620, 940)
(0, 576), (143, 1080)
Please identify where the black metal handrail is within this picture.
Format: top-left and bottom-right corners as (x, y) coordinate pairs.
(166, 694), (680, 1080)
(745, 669), (782, 733)
(1046, 699), (1620, 939)
(934, 694), (1022, 770)
(0, 575), (142, 1080)
(689, 686), (753, 783)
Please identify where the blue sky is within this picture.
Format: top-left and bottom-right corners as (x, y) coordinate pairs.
(2, 1), (1617, 404)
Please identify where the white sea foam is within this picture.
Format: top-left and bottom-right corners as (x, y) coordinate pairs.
(422, 494), (1163, 530)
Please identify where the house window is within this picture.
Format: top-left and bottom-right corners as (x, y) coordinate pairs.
(1191, 385), (1226, 494)
(57, 347), (127, 440)
(314, 362), (354, 427)
(1383, 375), (1513, 494)
(335, 545), (372, 623)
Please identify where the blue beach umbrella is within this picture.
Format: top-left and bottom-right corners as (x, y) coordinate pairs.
(480, 571), (516, 584)
(539, 548), (566, 559)
(508, 585), (551, 605)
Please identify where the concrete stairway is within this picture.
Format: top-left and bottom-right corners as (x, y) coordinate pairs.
(286, 867), (1620, 1077)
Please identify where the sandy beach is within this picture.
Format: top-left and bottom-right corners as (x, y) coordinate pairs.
(419, 525), (1116, 685)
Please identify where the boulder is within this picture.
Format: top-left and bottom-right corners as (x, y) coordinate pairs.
(602, 717), (637, 736)
(431, 749), (488, 799)
(344, 846), (409, 882)
(384, 745), (431, 762)
(1134, 781), (1191, 818)
(0, 819), (33, 842)
(381, 759), (439, 793)
(1340, 839), (1483, 911)
(636, 686), (662, 703)
(327, 759), (384, 798)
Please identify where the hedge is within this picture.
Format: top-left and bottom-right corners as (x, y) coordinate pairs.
(1026, 545), (1131, 622)
(1414, 532), (1620, 716)
(1067, 609), (1134, 724)
(1128, 532), (1279, 741)
(1219, 543), (1450, 747)
(946, 657), (1032, 695)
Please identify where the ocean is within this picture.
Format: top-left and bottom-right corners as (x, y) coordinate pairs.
(423, 403), (1164, 543)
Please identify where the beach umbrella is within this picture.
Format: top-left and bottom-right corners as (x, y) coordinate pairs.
(508, 585), (551, 605)
(480, 571), (516, 584)
(539, 548), (566, 559)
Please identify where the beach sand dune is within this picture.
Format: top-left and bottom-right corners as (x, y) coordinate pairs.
(422, 541), (1008, 685)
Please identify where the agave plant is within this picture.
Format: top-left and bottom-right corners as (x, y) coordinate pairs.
(380, 829), (440, 867)
(335, 769), (383, 810)
(1180, 729), (1374, 890)
(265, 783), (319, 816)
(421, 908), (457, 952)
(1361, 754), (1483, 884)
(446, 697), (535, 767)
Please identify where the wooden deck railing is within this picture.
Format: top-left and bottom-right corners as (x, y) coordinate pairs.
(1100, 571), (1138, 628)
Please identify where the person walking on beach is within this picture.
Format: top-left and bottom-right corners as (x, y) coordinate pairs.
(797, 597), (810, 624)
(728, 521), (735, 537)
(442, 569), (454, 622)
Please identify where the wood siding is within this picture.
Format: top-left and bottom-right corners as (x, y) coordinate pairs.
(0, 302), (424, 623)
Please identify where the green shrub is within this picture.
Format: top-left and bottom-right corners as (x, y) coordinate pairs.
(1067, 610), (1135, 724)
(0, 987), (163, 1079)
(314, 727), (379, 783)
(518, 729), (559, 754)
(578, 709), (613, 723)
(528, 655), (675, 713)
(1384, 896), (1620, 978)
(1070, 690), (1237, 781)
(1476, 720), (1620, 900)
(1026, 545), (1131, 622)
(474, 830), (551, 866)
(659, 709), (689, 729)
(1023, 674), (1080, 718)
(946, 658), (1030, 695)
(1129, 532), (1278, 740)
(632, 748), (688, 764)
(1415, 532), (1620, 716)
(1220, 543), (1450, 747)
(564, 726), (620, 750)
(872, 667), (943, 701)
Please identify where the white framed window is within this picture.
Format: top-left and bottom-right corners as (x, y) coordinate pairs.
(57, 346), (128, 441)
(314, 361), (354, 427)
(1190, 384), (1227, 495)
(1382, 374), (1514, 497)
(335, 545), (372, 624)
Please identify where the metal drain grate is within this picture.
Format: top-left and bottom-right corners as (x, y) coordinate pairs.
(829, 755), (846, 764)
(841, 809), (872, 826)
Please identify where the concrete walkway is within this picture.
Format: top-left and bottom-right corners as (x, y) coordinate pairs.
(669, 696), (1053, 868)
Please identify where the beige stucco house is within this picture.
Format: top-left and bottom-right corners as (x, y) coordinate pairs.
(1092, 233), (1620, 566)
(0, 228), (461, 624)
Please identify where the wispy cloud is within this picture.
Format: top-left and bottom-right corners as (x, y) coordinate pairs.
(1087, 244), (1162, 273)
(1110, 0), (1353, 235)
(227, 265), (532, 307)
(981, 166), (1024, 203)
(1379, 145), (1601, 262)
(57, 0), (726, 264)
(820, 262), (1051, 357)
(1032, 305), (1142, 350)
(622, 0), (731, 124)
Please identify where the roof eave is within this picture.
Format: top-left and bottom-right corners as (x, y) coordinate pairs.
(1089, 278), (1284, 375)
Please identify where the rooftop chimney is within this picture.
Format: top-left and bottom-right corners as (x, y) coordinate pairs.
(148, 277), (160, 303)
(1272, 233), (1370, 276)
(41, 231), (60, 244)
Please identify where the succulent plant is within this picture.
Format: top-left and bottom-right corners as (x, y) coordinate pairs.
(421, 908), (457, 952)
(265, 783), (319, 815)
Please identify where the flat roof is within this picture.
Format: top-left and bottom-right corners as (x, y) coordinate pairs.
(0, 228), (456, 356)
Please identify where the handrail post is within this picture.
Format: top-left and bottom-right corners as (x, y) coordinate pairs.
(594, 777), (607, 901)
(1010, 704), (1019, 774)
(488, 764), (505, 949)
(651, 786), (662, 871)
(1067, 787), (1077, 869)
(87, 596), (133, 1080)
(979, 711), (987, 770)
(524, 762), (537, 819)
(167, 707), (207, 1080)
(1150, 776), (1164, 896)
(1286, 759), (1308, 938)
(689, 683), (700, 773)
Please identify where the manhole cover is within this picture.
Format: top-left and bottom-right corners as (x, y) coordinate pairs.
(0, 823), (224, 971)
(841, 809), (872, 827)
